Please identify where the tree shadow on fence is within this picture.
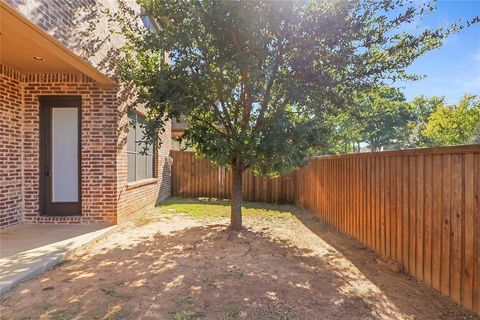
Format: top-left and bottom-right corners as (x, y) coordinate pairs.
(292, 210), (477, 319)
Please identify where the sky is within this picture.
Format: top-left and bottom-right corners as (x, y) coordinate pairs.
(394, 0), (480, 103)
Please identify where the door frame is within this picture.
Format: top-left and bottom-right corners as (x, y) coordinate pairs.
(39, 96), (82, 216)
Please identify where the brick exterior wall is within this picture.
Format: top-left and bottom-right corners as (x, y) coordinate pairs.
(0, 66), (24, 227)
(5, 0), (140, 78)
(116, 103), (172, 223)
(0, 64), (171, 228)
(1, 1), (171, 228)
(22, 72), (119, 224)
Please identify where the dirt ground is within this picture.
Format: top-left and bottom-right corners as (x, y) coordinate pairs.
(1, 200), (478, 320)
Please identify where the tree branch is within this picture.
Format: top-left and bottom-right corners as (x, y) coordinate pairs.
(253, 35), (285, 132)
(191, 114), (226, 136)
(230, 28), (253, 128)
(191, 2), (235, 134)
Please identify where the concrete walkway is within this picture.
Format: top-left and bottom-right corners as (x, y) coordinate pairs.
(0, 223), (117, 294)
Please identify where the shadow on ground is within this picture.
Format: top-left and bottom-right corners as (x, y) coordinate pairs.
(1, 224), (373, 319)
(291, 211), (478, 320)
(0, 204), (477, 319)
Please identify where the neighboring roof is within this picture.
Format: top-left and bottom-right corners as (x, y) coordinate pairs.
(171, 118), (188, 138)
(0, 1), (116, 87)
(172, 118), (188, 130)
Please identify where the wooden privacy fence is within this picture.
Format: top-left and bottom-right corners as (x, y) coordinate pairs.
(171, 150), (297, 203)
(171, 145), (480, 314)
(296, 144), (480, 314)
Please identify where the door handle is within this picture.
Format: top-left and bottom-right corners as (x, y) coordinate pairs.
(45, 166), (50, 176)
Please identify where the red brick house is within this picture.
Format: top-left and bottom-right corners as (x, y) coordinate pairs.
(0, 1), (171, 228)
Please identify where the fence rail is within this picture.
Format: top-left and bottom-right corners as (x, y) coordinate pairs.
(171, 145), (480, 314)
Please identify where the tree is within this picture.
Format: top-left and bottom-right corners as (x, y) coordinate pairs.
(117, 0), (477, 230)
(323, 111), (364, 154)
(422, 94), (480, 146)
(324, 92), (479, 152)
(323, 86), (410, 153)
(403, 95), (444, 147)
(356, 86), (411, 151)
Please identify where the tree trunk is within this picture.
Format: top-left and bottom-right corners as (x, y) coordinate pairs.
(230, 165), (243, 230)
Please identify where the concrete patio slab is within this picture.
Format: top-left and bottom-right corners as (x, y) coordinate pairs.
(0, 223), (117, 294)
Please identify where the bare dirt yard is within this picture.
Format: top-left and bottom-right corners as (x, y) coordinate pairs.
(1, 198), (478, 320)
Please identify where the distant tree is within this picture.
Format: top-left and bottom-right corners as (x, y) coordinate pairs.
(324, 86), (410, 153)
(356, 87), (411, 151)
(324, 111), (363, 154)
(325, 92), (479, 152)
(469, 131), (480, 144)
(117, 0), (477, 230)
(403, 95), (444, 147)
(422, 94), (480, 146)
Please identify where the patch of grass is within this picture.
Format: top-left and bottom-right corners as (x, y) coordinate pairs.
(156, 197), (297, 221)
(175, 296), (195, 308)
(172, 310), (204, 320)
(227, 270), (245, 279)
(134, 209), (173, 226)
(221, 304), (241, 320)
(171, 296), (203, 320)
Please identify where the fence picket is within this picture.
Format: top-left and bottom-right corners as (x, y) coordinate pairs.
(170, 145), (480, 314)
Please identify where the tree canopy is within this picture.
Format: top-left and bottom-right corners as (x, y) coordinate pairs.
(422, 95), (480, 146)
(325, 92), (480, 152)
(117, 0), (477, 229)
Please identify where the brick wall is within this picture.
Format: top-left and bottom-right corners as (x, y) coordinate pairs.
(1, 1), (171, 228)
(1, 64), (172, 228)
(0, 65), (119, 226)
(0, 66), (23, 227)
(5, 0), (140, 78)
(116, 99), (172, 223)
(22, 72), (119, 224)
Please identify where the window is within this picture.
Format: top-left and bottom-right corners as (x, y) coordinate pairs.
(127, 113), (155, 182)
